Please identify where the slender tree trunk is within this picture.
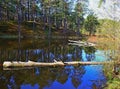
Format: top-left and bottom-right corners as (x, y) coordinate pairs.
(48, 0), (51, 38)
(43, 9), (46, 30)
(17, 0), (21, 39)
(17, 0), (22, 60)
(0, 5), (2, 21)
(63, 2), (67, 35)
(32, 1), (36, 31)
(54, 13), (57, 29)
(64, 17), (67, 34)
(27, 0), (30, 21)
(76, 16), (80, 36)
(54, 0), (57, 30)
(6, 3), (9, 21)
(21, 7), (24, 22)
(25, 11), (27, 21)
(48, 6), (51, 37)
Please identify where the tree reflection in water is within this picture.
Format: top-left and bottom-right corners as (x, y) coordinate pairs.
(0, 39), (107, 89)
(0, 65), (106, 89)
(0, 39), (84, 62)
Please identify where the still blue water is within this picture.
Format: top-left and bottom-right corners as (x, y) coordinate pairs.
(19, 65), (106, 89)
(0, 39), (108, 89)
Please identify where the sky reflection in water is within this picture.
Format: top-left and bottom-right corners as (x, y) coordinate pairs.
(0, 39), (107, 89)
(21, 65), (106, 89)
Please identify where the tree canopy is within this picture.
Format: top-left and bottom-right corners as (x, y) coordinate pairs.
(84, 14), (99, 36)
(0, 0), (100, 36)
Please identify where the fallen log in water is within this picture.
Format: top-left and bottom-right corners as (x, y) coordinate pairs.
(3, 60), (64, 68)
(3, 60), (120, 68)
(68, 40), (96, 46)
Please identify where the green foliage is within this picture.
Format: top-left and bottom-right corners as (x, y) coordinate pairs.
(97, 19), (120, 51)
(97, 19), (120, 35)
(75, 2), (83, 16)
(106, 80), (120, 89)
(99, 19), (120, 89)
(0, 0), (86, 34)
(103, 64), (120, 89)
(84, 14), (99, 35)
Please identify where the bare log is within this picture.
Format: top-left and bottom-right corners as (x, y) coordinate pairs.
(3, 60), (64, 68)
(64, 61), (116, 65)
(3, 60), (120, 68)
(68, 40), (96, 46)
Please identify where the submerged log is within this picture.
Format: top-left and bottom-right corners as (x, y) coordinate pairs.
(3, 60), (120, 68)
(3, 67), (34, 71)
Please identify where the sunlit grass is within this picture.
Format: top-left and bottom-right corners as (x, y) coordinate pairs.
(96, 19), (120, 89)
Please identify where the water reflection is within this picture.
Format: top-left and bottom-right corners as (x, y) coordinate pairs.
(0, 38), (108, 89)
(21, 84), (40, 89)
(0, 39), (108, 63)
(0, 65), (106, 89)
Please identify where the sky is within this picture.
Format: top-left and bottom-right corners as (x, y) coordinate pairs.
(88, 0), (120, 21)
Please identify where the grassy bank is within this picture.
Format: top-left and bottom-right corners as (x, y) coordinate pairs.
(103, 64), (120, 89)
(96, 19), (120, 89)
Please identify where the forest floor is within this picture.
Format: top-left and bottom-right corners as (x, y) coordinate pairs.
(0, 21), (78, 38)
(0, 21), (109, 42)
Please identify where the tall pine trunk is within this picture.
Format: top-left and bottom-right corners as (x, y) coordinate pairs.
(43, 8), (46, 30)
(54, 0), (57, 30)
(63, 17), (67, 35)
(76, 16), (80, 36)
(27, 0), (30, 21)
(6, 8), (9, 21)
(48, 0), (51, 38)
(17, 0), (22, 60)
(0, 5), (2, 21)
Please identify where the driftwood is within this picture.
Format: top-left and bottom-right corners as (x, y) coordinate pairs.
(68, 40), (96, 46)
(3, 60), (120, 68)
